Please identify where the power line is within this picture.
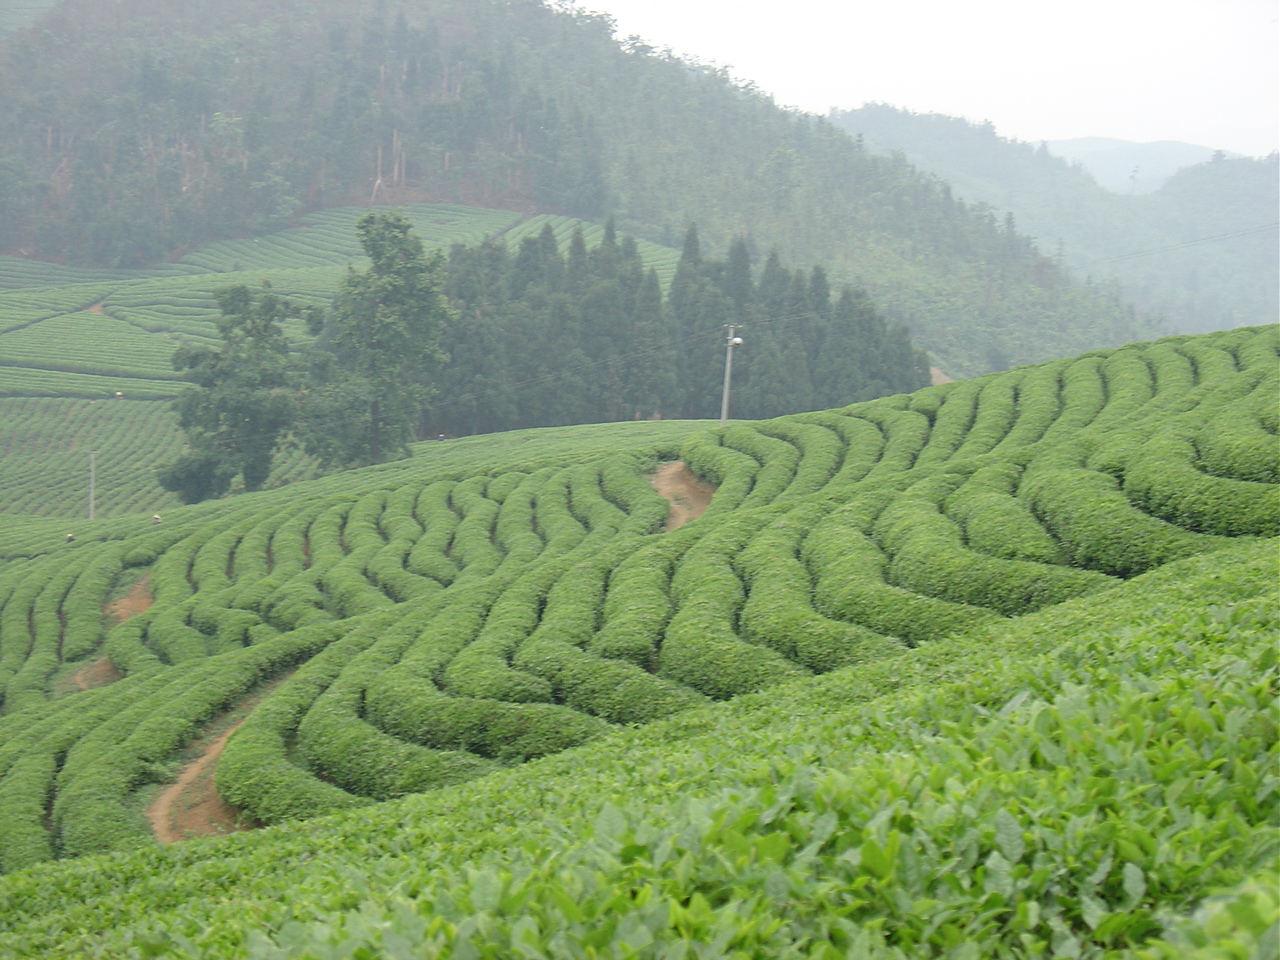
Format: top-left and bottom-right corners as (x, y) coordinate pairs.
(1070, 222), (1278, 270)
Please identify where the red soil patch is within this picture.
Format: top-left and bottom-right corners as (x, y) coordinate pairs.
(650, 461), (716, 531)
(105, 573), (153, 623)
(87, 302), (105, 314)
(930, 367), (955, 386)
(72, 574), (153, 691)
(70, 656), (123, 691)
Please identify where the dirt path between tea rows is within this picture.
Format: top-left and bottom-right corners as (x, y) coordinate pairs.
(84, 570), (252, 843)
(104, 572), (153, 622)
(650, 461), (716, 531)
(148, 722), (250, 844)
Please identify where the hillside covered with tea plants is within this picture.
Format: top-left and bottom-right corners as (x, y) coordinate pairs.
(0, 324), (1273, 956)
(0, 0), (1152, 376)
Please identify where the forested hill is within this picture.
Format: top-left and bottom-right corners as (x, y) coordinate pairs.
(0, 0), (1150, 377)
(830, 104), (1280, 337)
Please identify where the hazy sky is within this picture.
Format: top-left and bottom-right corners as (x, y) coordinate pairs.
(574, 0), (1279, 157)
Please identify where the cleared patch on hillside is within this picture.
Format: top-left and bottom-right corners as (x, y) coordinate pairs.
(650, 461), (716, 530)
(69, 656), (122, 692)
(104, 572), (152, 623)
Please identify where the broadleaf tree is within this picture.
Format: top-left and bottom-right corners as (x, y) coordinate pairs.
(157, 282), (304, 503)
(302, 211), (450, 466)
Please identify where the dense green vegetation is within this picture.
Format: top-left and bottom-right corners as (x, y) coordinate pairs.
(0, 325), (1271, 916)
(2, 208), (930, 510)
(831, 105), (1279, 337)
(433, 223), (928, 434)
(0, 0), (1151, 375)
(0, 5), (1272, 954)
(0, 512), (1274, 956)
(0, 204), (521, 401)
(0, 398), (328, 520)
(157, 283), (309, 503)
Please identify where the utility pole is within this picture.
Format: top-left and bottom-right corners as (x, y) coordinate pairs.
(88, 450), (96, 521)
(719, 325), (743, 427)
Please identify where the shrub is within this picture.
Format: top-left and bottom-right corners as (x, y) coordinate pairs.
(944, 462), (1066, 564)
(754, 420), (843, 500)
(797, 410), (885, 494)
(679, 431), (758, 512)
(952, 371), (1020, 458)
(295, 685), (496, 801)
(912, 377), (980, 468)
(878, 476), (1116, 615)
(1021, 464), (1232, 578)
(992, 357), (1068, 451)
(1122, 433), (1279, 537)
(1194, 381), (1279, 484)
(662, 514), (807, 698)
(737, 504), (906, 672)
(1039, 355), (1105, 443)
(366, 671), (610, 761)
(720, 425), (799, 508)
(804, 498), (1001, 644)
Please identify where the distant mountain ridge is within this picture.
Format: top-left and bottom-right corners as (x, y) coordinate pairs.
(830, 104), (1278, 336)
(1043, 137), (1242, 194)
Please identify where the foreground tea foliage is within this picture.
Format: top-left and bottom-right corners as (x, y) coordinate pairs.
(0, 540), (1273, 958)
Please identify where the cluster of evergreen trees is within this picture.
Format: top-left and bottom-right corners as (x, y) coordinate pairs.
(161, 214), (928, 500)
(430, 224), (929, 436)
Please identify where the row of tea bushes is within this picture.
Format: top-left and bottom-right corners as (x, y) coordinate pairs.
(0, 311), (181, 381)
(0, 397), (320, 518)
(0, 329), (1273, 865)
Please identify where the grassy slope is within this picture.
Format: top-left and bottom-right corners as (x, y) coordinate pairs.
(0, 539), (1272, 958)
(0, 205), (686, 518)
(0, 418), (709, 554)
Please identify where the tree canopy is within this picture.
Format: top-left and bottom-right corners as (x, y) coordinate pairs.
(302, 211), (450, 466)
(157, 283), (302, 503)
(429, 223), (929, 436)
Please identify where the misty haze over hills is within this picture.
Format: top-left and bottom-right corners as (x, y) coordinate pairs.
(0, 0), (1160, 378)
(831, 104), (1278, 337)
(0, 0), (1271, 375)
(1043, 137), (1244, 194)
